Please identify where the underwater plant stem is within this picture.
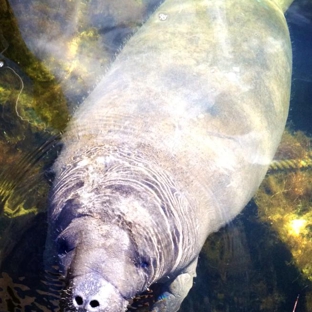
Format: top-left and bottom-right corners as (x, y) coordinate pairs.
(1, 36), (26, 122)
(9, 66), (24, 120)
(292, 294), (299, 312)
(1, 64), (25, 121)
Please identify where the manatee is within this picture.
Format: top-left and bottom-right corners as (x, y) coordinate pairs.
(47, 0), (293, 311)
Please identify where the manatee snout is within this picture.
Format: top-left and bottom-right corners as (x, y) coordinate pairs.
(52, 218), (137, 311)
(69, 274), (128, 312)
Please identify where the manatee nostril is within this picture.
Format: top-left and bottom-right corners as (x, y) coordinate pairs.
(90, 299), (100, 308)
(73, 295), (100, 309)
(75, 295), (84, 306)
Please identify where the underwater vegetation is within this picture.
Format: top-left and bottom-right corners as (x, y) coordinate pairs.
(255, 130), (312, 309)
(0, 0), (69, 132)
(257, 130), (312, 282)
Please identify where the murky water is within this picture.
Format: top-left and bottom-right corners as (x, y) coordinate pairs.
(0, 0), (312, 311)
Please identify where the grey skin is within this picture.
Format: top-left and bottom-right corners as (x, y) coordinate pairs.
(47, 0), (293, 311)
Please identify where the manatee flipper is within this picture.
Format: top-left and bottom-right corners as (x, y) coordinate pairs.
(151, 258), (198, 312)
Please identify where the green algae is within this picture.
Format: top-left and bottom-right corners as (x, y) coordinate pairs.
(0, 1), (69, 133)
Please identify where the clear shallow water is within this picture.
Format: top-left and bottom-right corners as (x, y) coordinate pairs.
(0, 0), (311, 311)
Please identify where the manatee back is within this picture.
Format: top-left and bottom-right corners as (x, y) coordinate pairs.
(48, 0), (292, 310)
(56, 0), (291, 248)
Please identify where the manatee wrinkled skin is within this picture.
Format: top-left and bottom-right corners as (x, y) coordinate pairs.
(47, 0), (292, 311)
